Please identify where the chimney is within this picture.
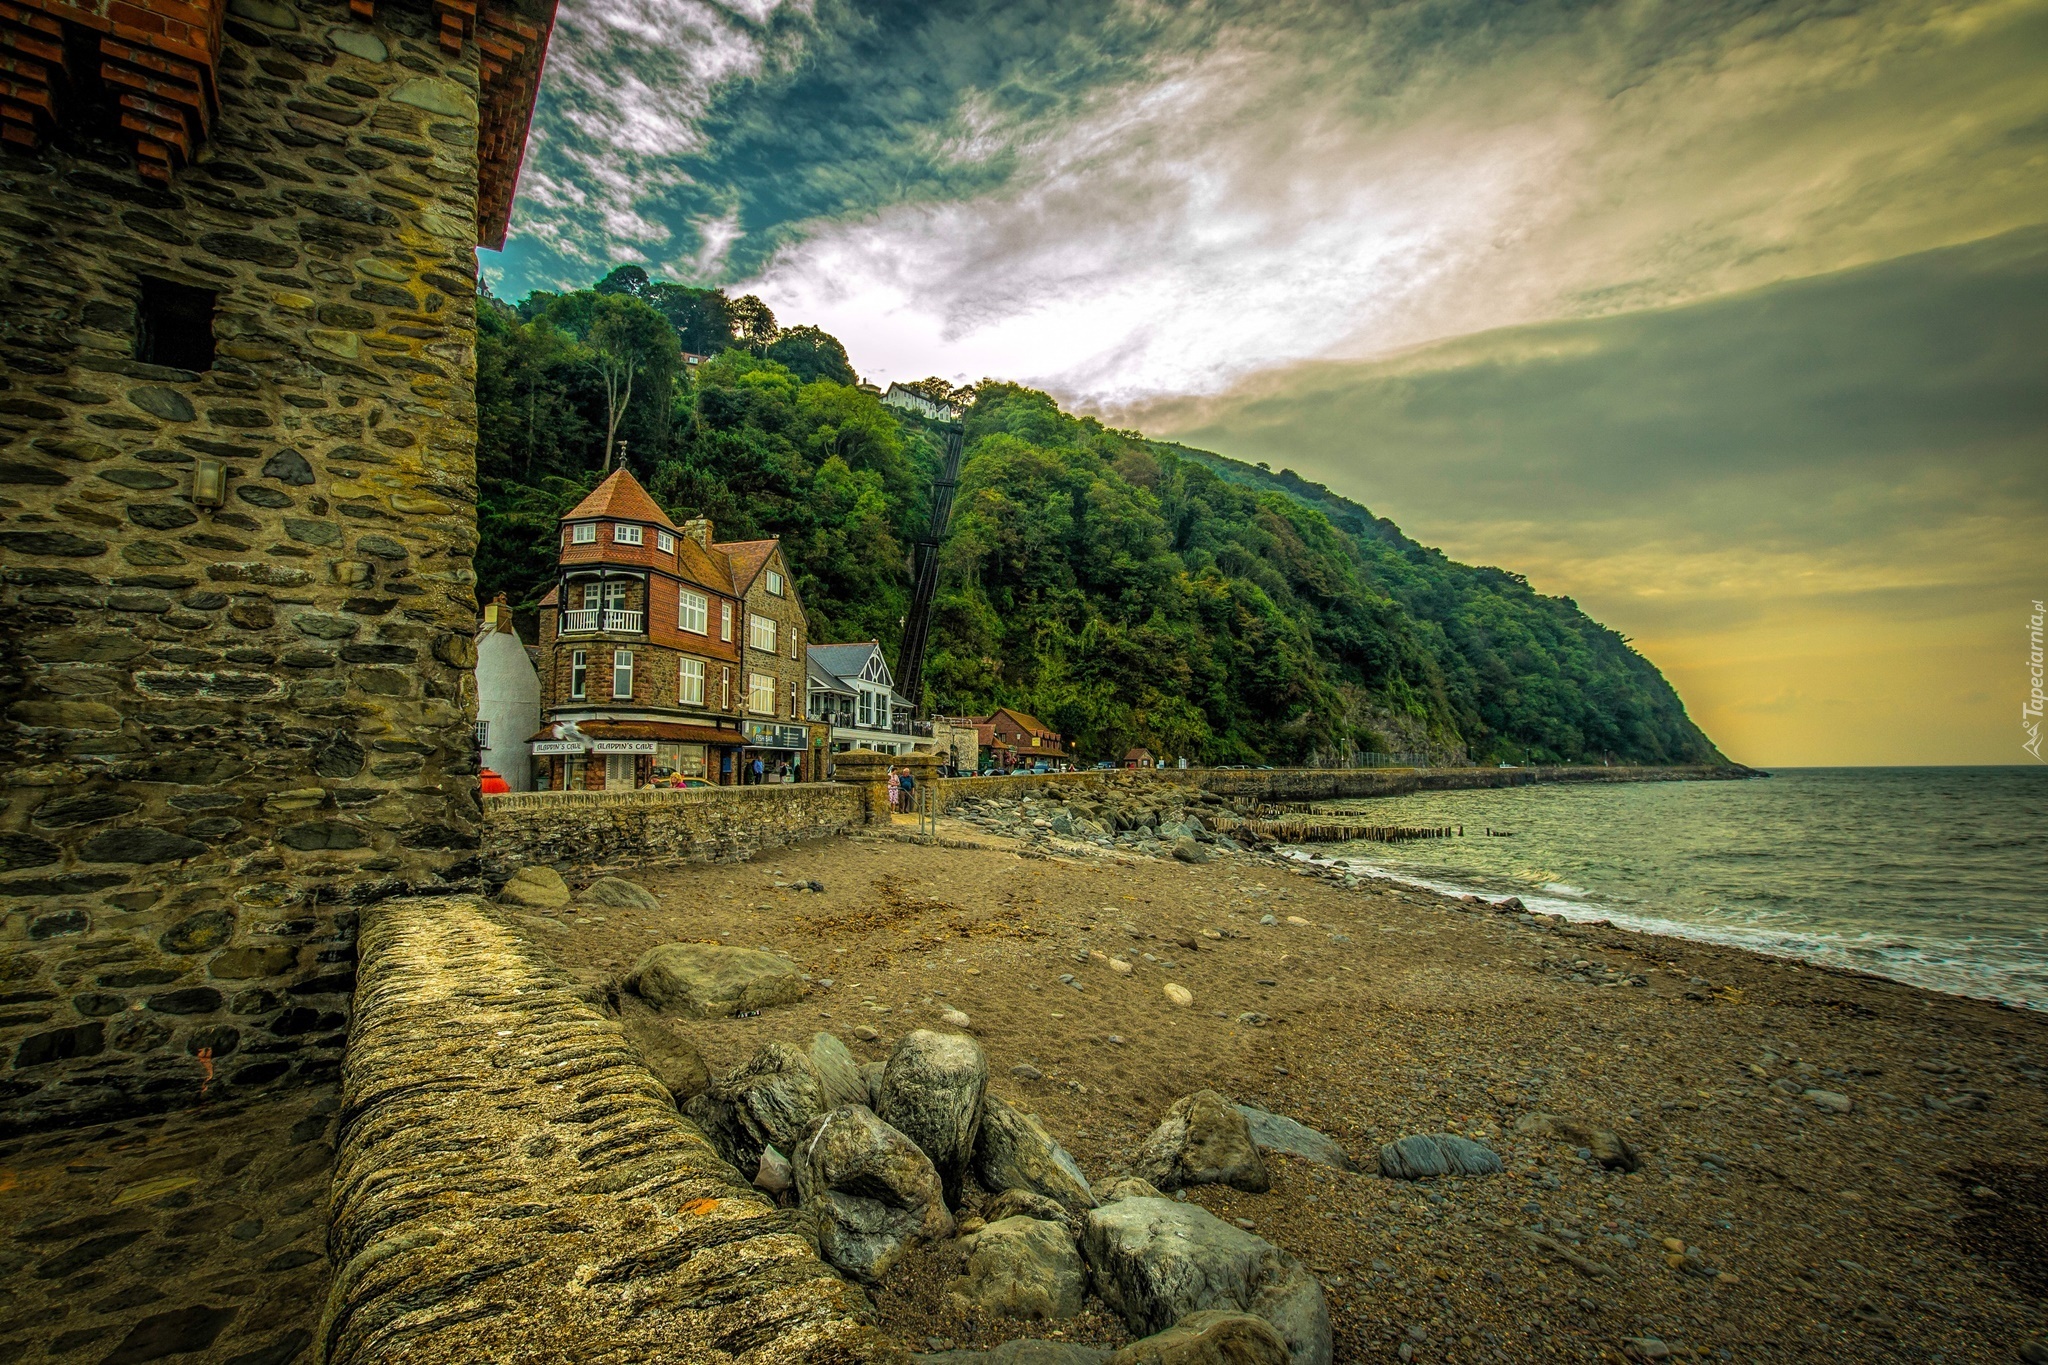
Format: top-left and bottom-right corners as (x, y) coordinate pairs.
(682, 517), (712, 547)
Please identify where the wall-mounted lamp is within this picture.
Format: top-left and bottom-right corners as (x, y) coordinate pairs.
(193, 459), (225, 509)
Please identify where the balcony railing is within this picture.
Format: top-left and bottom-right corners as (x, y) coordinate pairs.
(561, 609), (644, 634)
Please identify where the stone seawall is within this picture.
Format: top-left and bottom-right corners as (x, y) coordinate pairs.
(323, 893), (889, 1364)
(930, 764), (1751, 814)
(482, 784), (866, 869)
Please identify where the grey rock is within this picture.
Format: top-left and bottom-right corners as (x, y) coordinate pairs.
(496, 865), (569, 909)
(877, 1029), (988, 1202)
(1134, 1090), (1270, 1193)
(1011, 1063), (1044, 1081)
(718, 1041), (828, 1159)
(862, 1059), (886, 1107)
(584, 875), (661, 910)
(1235, 1106), (1354, 1172)
(1109, 1311), (1292, 1365)
(1173, 838), (1211, 864)
(795, 1104), (954, 1282)
(986, 1188), (1081, 1231)
(626, 943), (806, 1019)
(755, 1144), (794, 1195)
(810, 1031), (868, 1108)
(951, 1216), (1087, 1320)
(1376, 1134), (1502, 1180)
(975, 1092), (1096, 1215)
(1511, 1113), (1641, 1171)
(1803, 1088), (1853, 1114)
(1095, 1175), (1165, 1203)
(1082, 1198), (1331, 1365)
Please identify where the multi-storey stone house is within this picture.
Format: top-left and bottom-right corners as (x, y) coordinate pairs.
(709, 526), (819, 780)
(0, 0), (557, 1131)
(533, 468), (751, 788)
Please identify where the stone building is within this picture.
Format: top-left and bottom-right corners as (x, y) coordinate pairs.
(0, 0), (556, 1132)
(710, 525), (819, 780)
(533, 468), (749, 788)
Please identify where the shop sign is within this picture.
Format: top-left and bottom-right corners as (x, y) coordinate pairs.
(742, 722), (808, 749)
(590, 739), (657, 754)
(531, 740), (586, 754)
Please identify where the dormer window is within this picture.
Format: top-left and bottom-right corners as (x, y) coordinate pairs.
(657, 530), (675, 554)
(615, 524), (643, 545)
(570, 523), (597, 544)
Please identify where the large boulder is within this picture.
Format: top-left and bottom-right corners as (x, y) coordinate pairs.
(496, 865), (569, 909)
(975, 1093), (1096, 1215)
(876, 1029), (988, 1202)
(1109, 1311), (1292, 1365)
(722, 1041), (828, 1157)
(626, 943), (806, 1018)
(986, 1188), (1080, 1232)
(584, 875), (662, 910)
(1133, 1091), (1270, 1193)
(1082, 1198), (1330, 1365)
(810, 1031), (868, 1109)
(617, 999), (711, 1101)
(1376, 1133), (1502, 1181)
(1234, 1106), (1354, 1173)
(950, 1216), (1087, 1321)
(794, 1104), (954, 1282)
(1094, 1176), (1165, 1204)
(1512, 1112), (1641, 1171)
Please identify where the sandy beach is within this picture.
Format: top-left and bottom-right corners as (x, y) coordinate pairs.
(509, 808), (2048, 1363)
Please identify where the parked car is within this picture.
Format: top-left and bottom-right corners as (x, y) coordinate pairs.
(479, 768), (510, 794)
(1094, 761), (1115, 770)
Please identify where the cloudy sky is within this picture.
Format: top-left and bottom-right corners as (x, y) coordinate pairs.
(484, 0), (2048, 766)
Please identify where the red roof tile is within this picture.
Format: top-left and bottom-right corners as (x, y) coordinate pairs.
(714, 539), (779, 592)
(562, 469), (679, 531)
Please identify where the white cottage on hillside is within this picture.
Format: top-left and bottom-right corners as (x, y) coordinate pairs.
(806, 642), (919, 755)
(476, 595), (542, 790)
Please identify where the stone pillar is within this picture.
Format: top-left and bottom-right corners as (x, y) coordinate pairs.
(828, 748), (895, 824)
(0, 0), (488, 1134)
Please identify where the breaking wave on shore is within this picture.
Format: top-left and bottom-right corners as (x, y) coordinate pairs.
(1290, 767), (2048, 1011)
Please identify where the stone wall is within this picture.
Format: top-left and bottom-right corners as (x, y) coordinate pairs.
(482, 783), (867, 869)
(324, 893), (890, 1363)
(0, 0), (486, 1134)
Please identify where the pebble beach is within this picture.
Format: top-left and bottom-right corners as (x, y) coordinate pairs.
(509, 793), (2048, 1364)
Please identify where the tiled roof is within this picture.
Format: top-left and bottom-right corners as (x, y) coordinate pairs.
(994, 707), (1055, 735)
(677, 535), (735, 594)
(808, 643), (887, 687)
(561, 469), (679, 531)
(714, 539), (779, 592)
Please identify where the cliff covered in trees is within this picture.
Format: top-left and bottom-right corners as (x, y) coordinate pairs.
(476, 268), (1725, 768)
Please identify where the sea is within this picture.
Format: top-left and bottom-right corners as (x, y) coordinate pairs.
(1303, 767), (2048, 1011)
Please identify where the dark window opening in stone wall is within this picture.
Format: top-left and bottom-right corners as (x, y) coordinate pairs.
(136, 276), (217, 373)
(55, 22), (126, 149)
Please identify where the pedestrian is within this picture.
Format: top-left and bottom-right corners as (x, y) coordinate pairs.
(899, 764), (917, 810)
(887, 766), (901, 812)
(750, 754), (765, 785)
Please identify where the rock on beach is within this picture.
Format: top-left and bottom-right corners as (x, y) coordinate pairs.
(877, 1029), (989, 1202)
(796, 1104), (954, 1282)
(626, 942), (806, 1018)
(1134, 1090), (1271, 1193)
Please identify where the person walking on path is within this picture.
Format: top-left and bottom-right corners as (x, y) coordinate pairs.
(899, 764), (917, 813)
(887, 766), (901, 812)
(750, 754), (765, 785)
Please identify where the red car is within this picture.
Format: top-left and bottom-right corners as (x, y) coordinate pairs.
(479, 768), (511, 794)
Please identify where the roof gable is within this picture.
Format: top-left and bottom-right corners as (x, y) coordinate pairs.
(713, 539), (780, 593)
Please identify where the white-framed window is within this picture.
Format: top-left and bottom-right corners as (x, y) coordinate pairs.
(766, 568), (784, 596)
(569, 649), (587, 699)
(678, 589), (708, 635)
(678, 656), (705, 705)
(749, 613), (777, 653)
(570, 523), (596, 544)
(719, 601), (733, 641)
(656, 530), (675, 553)
(473, 719), (489, 748)
(720, 667), (730, 709)
(615, 524), (643, 545)
(612, 648), (633, 699)
(748, 672), (775, 715)
(857, 689), (872, 727)
(789, 681), (799, 719)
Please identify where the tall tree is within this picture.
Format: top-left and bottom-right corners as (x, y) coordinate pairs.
(728, 294), (779, 355)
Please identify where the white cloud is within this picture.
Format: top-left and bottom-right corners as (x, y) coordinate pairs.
(739, 0), (2048, 405)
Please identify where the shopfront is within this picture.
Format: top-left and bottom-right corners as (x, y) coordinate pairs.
(531, 722), (744, 790)
(741, 720), (810, 782)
